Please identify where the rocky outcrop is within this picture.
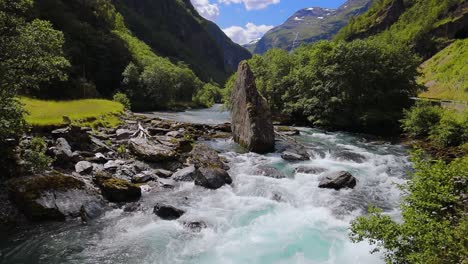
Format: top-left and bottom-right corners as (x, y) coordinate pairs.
(75, 161), (94, 174)
(128, 138), (178, 162)
(8, 174), (100, 221)
(153, 203), (185, 220)
(230, 62), (275, 153)
(94, 173), (141, 203)
(318, 171), (357, 190)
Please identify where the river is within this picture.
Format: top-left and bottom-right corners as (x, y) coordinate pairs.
(0, 105), (410, 264)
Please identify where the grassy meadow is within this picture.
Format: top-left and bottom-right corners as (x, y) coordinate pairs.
(419, 39), (468, 101)
(22, 97), (124, 128)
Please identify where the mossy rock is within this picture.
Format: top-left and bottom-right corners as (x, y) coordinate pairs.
(8, 173), (87, 221)
(94, 173), (141, 203)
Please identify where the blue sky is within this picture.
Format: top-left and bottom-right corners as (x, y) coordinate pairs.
(191, 0), (347, 44)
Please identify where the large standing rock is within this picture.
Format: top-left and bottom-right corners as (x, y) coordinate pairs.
(318, 171), (357, 190)
(8, 174), (100, 221)
(230, 62), (275, 153)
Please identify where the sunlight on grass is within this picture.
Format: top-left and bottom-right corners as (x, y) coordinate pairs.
(419, 39), (468, 101)
(22, 97), (124, 128)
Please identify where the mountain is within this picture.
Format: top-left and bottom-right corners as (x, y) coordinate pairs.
(243, 38), (261, 53)
(32, 0), (250, 99)
(253, 0), (374, 54)
(112, 0), (251, 83)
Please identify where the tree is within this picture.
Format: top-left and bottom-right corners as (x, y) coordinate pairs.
(0, 0), (69, 177)
(350, 152), (468, 264)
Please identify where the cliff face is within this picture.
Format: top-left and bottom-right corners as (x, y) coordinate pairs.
(112, 0), (251, 83)
(253, 0), (373, 54)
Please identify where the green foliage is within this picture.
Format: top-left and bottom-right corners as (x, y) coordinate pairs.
(19, 137), (54, 174)
(429, 110), (467, 147)
(241, 39), (422, 133)
(193, 83), (223, 107)
(0, 0), (68, 178)
(401, 103), (467, 147)
(350, 152), (468, 264)
(336, 0), (465, 57)
(113, 92), (131, 110)
(419, 39), (468, 101)
(117, 144), (126, 155)
(401, 102), (443, 138)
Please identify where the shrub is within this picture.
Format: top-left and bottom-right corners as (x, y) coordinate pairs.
(193, 83), (222, 107)
(113, 92), (131, 110)
(350, 151), (468, 264)
(401, 102), (442, 138)
(19, 137), (54, 174)
(429, 110), (466, 147)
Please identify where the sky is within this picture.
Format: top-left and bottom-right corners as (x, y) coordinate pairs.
(190, 0), (347, 45)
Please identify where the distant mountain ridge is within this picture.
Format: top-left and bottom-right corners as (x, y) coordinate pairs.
(253, 0), (374, 54)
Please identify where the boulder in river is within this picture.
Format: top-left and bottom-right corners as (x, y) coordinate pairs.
(318, 171), (357, 190)
(294, 166), (327, 174)
(230, 61), (275, 153)
(253, 165), (286, 179)
(8, 174), (99, 221)
(153, 203), (185, 220)
(332, 150), (366, 164)
(189, 144), (232, 189)
(172, 165), (197, 182)
(194, 167), (233, 189)
(94, 173), (141, 203)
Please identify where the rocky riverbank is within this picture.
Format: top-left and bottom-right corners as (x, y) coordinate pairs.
(0, 113), (234, 227)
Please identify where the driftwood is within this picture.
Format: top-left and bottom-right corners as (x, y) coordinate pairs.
(131, 122), (151, 139)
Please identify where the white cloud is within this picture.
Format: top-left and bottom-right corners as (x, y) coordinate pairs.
(223, 22), (274, 45)
(191, 0), (220, 20)
(219, 0), (280, 10)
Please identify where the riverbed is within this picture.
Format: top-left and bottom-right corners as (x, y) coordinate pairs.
(0, 105), (410, 264)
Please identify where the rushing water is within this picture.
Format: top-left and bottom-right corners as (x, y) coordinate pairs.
(0, 105), (411, 264)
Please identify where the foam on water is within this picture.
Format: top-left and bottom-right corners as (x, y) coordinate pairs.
(0, 127), (410, 264)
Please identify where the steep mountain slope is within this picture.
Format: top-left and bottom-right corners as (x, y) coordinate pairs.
(112, 0), (251, 84)
(32, 0), (249, 99)
(336, 0), (468, 59)
(253, 0), (373, 54)
(335, 0), (467, 101)
(419, 39), (468, 101)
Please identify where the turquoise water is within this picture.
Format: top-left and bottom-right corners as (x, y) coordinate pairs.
(0, 106), (410, 264)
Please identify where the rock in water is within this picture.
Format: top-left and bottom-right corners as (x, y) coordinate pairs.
(153, 203), (184, 220)
(230, 61), (274, 153)
(318, 171), (357, 190)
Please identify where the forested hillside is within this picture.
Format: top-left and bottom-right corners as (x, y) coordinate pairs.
(336, 0), (467, 58)
(336, 0), (467, 101)
(30, 0), (249, 109)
